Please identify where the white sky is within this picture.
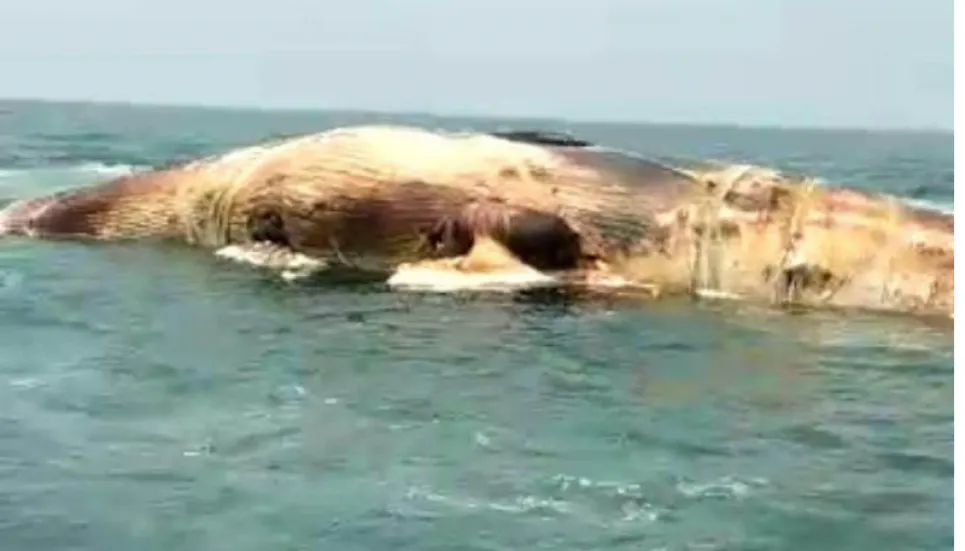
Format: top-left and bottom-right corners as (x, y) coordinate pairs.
(0, 0), (952, 130)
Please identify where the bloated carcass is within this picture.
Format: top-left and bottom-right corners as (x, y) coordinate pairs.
(0, 125), (953, 318)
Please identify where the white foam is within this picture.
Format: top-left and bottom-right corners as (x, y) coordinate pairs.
(215, 243), (323, 269)
(214, 244), (327, 281)
(386, 263), (558, 292)
(0, 162), (144, 180)
(72, 162), (144, 177)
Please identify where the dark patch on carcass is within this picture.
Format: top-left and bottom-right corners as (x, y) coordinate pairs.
(19, 184), (121, 236)
(424, 202), (585, 271)
(275, 180), (471, 257)
(259, 178), (589, 272)
(489, 130), (593, 148)
(2, 173), (178, 238)
(690, 219), (742, 239)
(247, 208), (291, 247)
(723, 185), (789, 213)
(502, 209), (583, 271)
(425, 215), (474, 257)
(765, 262), (837, 306)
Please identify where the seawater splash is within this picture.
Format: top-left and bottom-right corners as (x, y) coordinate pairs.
(213, 243), (328, 282)
(675, 475), (769, 500)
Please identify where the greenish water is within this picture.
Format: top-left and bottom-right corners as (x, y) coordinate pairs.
(0, 100), (954, 550)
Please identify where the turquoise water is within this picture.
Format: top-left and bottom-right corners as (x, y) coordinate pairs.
(0, 100), (954, 551)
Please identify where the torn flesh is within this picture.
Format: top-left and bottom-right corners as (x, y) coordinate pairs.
(385, 236), (660, 295)
(385, 236), (558, 292)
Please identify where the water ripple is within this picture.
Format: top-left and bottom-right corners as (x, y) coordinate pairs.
(0, 101), (952, 551)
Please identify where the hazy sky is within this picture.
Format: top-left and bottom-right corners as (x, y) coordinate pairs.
(0, 0), (952, 130)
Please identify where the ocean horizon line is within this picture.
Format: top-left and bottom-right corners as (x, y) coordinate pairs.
(0, 96), (952, 137)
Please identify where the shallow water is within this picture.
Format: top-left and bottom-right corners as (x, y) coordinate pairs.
(0, 100), (954, 550)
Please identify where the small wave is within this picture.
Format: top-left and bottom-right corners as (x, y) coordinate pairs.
(67, 161), (146, 177)
(8, 377), (44, 389)
(402, 486), (572, 516)
(0, 162), (149, 199)
(901, 197), (954, 215)
(800, 172), (953, 214)
(0, 162), (145, 179)
(675, 475), (769, 500)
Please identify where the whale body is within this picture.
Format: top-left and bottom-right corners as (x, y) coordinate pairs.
(0, 124), (952, 318)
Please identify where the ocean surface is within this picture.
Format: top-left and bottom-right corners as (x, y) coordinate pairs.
(0, 100), (953, 551)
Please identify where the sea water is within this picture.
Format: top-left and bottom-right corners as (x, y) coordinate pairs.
(0, 100), (953, 551)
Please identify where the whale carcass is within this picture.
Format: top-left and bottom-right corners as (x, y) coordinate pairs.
(0, 125), (953, 318)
